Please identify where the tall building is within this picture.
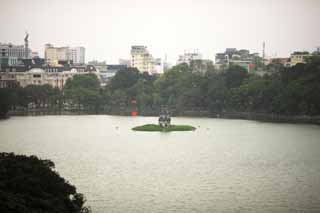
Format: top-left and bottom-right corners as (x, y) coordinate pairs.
(70, 47), (85, 64)
(44, 44), (71, 65)
(45, 44), (85, 65)
(131, 46), (156, 74)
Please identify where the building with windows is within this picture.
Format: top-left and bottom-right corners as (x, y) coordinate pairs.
(190, 59), (214, 74)
(268, 58), (291, 67)
(131, 46), (157, 74)
(70, 47), (85, 64)
(44, 44), (71, 65)
(44, 44), (85, 66)
(88, 60), (128, 84)
(0, 43), (31, 66)
(290, 51), (311, 66)
(0, 60), (97, 89)
(177, 51), (202, 65)
(215, 48), (261, 72)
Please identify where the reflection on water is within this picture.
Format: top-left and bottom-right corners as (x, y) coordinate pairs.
(1, 116), (320, 212)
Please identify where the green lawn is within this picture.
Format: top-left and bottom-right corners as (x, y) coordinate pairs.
(132, 124), (196, 132)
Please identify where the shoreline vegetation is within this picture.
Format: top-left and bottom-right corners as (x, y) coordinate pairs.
(132, 124), (196, 132)
(1, 56), (320, 125)
(5, 110), (320, 125)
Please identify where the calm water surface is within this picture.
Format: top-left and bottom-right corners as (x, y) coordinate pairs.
(1, 116), (320, 212)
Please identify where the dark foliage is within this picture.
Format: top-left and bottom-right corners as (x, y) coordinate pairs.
(0, 153), (90, 213)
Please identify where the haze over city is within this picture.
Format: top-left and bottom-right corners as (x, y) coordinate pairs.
(1, 0), (319, 63)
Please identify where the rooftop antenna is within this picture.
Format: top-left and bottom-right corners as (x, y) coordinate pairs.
(262, 41), (265, 60)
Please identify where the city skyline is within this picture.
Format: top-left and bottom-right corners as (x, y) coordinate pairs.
(1, 0), (319, 63)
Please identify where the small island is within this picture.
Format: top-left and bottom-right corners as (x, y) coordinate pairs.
(132, 107), (196, 132)
(132, 124), (196, 132)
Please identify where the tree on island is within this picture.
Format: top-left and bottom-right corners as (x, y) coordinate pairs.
(0, 152), (90, 213)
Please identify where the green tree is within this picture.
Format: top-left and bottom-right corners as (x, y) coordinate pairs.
(64, 74), (101, 112)
(0, 152), (90, 213)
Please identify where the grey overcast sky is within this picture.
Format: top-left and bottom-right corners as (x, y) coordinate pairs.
(0, 0), (319, 63)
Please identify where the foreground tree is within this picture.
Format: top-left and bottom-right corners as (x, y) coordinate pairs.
(0, 152), (90, 213)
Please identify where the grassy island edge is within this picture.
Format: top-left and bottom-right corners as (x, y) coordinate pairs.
(132, 124), (196, 132)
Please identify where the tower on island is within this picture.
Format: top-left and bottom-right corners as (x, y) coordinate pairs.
(159, 106), (171, 128)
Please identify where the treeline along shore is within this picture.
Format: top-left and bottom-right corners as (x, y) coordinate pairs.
(1, 56), (320, 125)
(6, 108), (320, 125)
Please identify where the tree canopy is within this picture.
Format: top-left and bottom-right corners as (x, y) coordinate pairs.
(0, 152), (90, 213)
(1, 56), (320, 117)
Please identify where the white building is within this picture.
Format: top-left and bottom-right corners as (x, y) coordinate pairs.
(45, 44), (85, 65)
(0, 43), (31, 66)
(70, 47), (85, 64)
(131, 46), (158, 74)
(45, 44), (70, 65)
(0, 66), (98, 89)
(177, 51), (202, 65)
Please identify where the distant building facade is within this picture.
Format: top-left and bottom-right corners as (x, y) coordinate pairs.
(88, 60), (128, 84)
(215, 48), (261, 72)
(0, 60), (97, 89)
(190, 59), (214, 74)
(290, 51), (311, 66)
(0, 33), (35, 67)
(177, 51), (202, 65)
(45, 44), (85, 65)
(0, 40), (32, 66)
(45, 44), (70, 65)
(268, 58), (291, 67)
(70, 47), (85, 64)
(130, 46), (160, 74)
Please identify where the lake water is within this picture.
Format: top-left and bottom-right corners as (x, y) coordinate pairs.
(1, 115), (320, 212)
